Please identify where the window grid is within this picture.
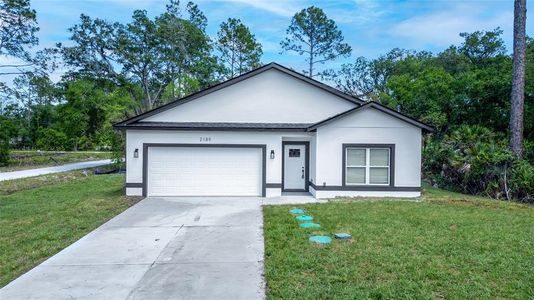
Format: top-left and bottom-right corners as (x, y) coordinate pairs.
(346, 148), (390, 186)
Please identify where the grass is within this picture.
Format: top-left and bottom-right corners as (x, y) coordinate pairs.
(0, 167), (114, 195)
(0, 173), (139, 287)
(263, 186), (534, 299)
(0, 150), (112, 172)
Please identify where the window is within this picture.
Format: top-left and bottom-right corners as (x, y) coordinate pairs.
(289, 149), (300, 157)
(345, 147), (391, 185)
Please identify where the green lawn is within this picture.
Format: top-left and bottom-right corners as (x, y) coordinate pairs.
(0, 166), (119, 195)
(0, 150), (112, 172)
(264, 188), (534, 299)
(0, 173), (138, 287)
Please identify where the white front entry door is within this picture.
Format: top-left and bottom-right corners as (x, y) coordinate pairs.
(147, 146), (262, 197)
(283, 144), (306, 191)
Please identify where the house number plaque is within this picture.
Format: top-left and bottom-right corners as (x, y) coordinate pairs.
(199, 137), (212, 142)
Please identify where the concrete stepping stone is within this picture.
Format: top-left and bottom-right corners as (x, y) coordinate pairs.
(295, 215), (313, 221)
(299, 222), (321, 228)
(309, 235), (332, 244)
(289, 209), (305, 214)
(334, 233), (352, 240)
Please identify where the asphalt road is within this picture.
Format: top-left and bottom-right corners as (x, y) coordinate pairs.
(0, 159), (113, 181)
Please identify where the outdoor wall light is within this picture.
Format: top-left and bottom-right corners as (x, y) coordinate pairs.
(270, 150), (275, 159)
(134, 148), (139, 158)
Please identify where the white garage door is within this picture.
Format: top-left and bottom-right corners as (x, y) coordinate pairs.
(147, 146), (263, 196)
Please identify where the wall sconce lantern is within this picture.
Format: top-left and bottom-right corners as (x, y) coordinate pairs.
(134, 148), (139, 158)
(270, 150), (275, 159)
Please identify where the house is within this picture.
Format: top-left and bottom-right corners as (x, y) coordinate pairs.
(114, 63), (434, 199)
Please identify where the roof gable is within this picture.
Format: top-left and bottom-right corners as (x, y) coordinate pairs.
(307, 102), (435, 132)
(115, 63), (364, 126)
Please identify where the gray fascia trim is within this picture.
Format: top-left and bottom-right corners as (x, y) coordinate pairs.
(342, 143), (395, 188)
(116, 126), (309, 132)
(114, 62), (363, 127)
(309, 181), (420, 192)
(142, 143), (267, 197)
(307, 102), (436, 133)
(125, 182), (143, 188)
(307, 105), (362, 131)
(114, 122), (311, 131)
(369, 102), (435, 132)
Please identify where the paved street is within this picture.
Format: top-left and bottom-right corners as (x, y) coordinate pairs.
(0, 159), (113, 181)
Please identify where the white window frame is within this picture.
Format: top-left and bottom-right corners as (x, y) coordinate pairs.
(345, 147), (390, 186)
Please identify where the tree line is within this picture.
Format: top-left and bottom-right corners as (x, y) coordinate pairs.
(0, 0), (532, 201)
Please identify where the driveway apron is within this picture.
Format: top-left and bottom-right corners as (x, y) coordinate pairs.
(0, 197), (265, 300)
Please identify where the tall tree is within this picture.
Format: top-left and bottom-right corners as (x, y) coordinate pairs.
(61, 1), (216, 112)
(280, 6), (351, 78)
(156, 0), (216, 101)
(510, 0), (527, 158)
(0, 0), (38, 75)
(216, 18), (262, 79)
(459, 28), (506, 65)
(117, 9), (171, 111)
(331, 48), (420, 100)
(330, 57), (374, 99)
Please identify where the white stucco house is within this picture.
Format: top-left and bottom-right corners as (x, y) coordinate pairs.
(114, 62), (434, 199)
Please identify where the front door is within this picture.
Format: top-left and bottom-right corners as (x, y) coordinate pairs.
(283, 143), (307, 191)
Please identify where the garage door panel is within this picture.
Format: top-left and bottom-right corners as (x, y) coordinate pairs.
(147, 147), (262, 196)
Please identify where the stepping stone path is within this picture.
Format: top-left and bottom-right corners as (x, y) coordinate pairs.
(290, 208), (347, 245)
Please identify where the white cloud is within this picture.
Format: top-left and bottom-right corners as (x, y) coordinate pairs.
(208, 0), (301, 17)
(389, 4), (513, 48)
(349, 0), (387, 24)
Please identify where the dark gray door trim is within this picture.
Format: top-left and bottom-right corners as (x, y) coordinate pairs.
(342, 143), (395, 188)
(142, 143), (267, 197)
(282, 141), (310, 192)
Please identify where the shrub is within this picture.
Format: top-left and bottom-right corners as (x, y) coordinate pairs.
(76, 135), (94, 151)
(424, 125), (534, 202)
(110, 131), (124, 169)
(509, 160), (534, 202)
(0, 139), (9, 166)
(36, 128), (68, 151)
(524, 140), (534, 164)
(0, 117), (14, 166)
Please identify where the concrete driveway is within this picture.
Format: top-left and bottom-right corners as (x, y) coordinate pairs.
(0, 197), (265, 300)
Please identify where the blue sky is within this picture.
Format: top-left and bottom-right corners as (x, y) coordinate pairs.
(22, 0), (534, 78)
